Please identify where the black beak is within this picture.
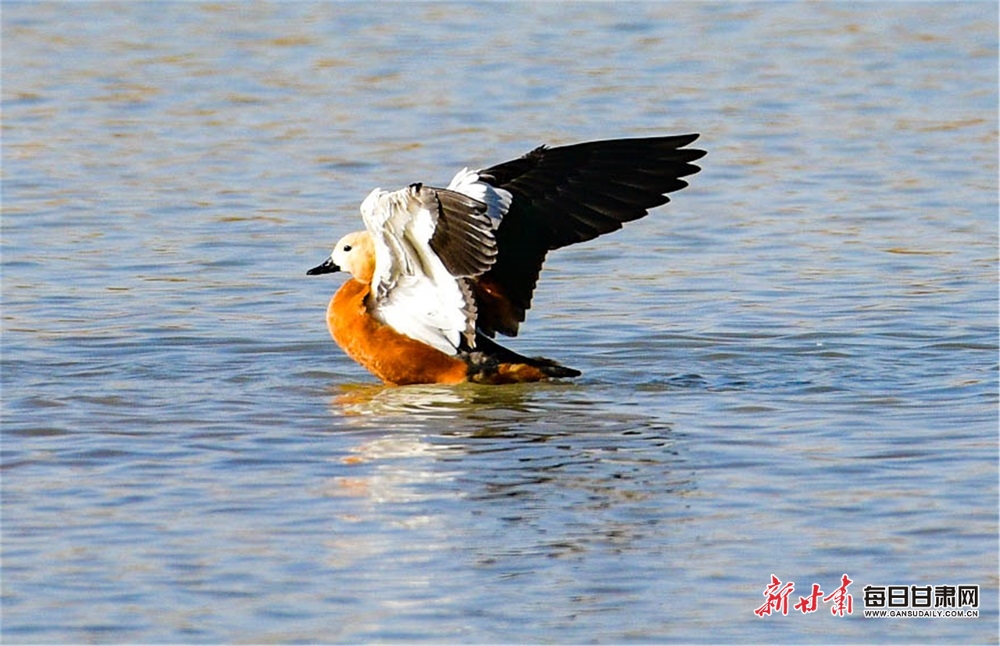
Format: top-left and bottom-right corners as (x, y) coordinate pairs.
(307, 258), (341, 276)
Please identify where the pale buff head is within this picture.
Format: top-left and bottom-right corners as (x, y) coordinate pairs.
(307, 230), (375, 282)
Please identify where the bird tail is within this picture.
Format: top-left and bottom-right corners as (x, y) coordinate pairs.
(464, 333), (581, 384)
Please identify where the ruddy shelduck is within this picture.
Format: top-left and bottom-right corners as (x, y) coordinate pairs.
(308, 135), (705, 385)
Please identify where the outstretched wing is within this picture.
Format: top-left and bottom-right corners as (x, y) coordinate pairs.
(470, 134), (706, 337)
(361, 183), (497, 355)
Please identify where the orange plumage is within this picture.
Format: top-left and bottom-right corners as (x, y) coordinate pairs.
(327, 278), (469, 386)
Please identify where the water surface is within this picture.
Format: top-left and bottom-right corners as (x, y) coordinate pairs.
(2, 3), (997, 643)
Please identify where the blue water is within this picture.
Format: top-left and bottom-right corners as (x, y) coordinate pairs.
(2, 3), (997, 643)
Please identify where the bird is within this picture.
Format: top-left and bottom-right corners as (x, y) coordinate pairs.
(307, 134), (705, 386)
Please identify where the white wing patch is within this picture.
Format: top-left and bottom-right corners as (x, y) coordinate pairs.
(360, 184), (495, 356)
(447, 168), (512, 226)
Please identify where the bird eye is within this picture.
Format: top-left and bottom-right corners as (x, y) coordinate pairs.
(343, 245), (352, 252)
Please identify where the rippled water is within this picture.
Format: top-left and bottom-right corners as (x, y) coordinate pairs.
(2, 3), (997, 643)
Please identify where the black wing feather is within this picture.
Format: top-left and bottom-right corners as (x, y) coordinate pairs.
(420, 184), (496, 278)
(472, 134), (705, 337)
